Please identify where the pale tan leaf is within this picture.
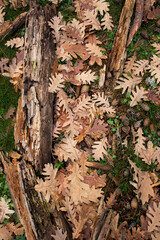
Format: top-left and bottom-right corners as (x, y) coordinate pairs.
(92, 92), (115, 114)
(134, 127), (146, 156)
(92, 137), (110, 160)
(86, 43), (107, 65)
(83, 9), (101, 30)
(93, 0), (110, 15)
(124, 54), (136, 74)
(148, 66), (160, 84)
(115, 74), (142, 94)
(0, 6), (5, 24)
(8, 151), (21, 159)
(130, 86), (147, 107)
(51, 227), (67, 240)
(35, 165), (58, 202)
(140, 141), (155, 165)
(132, 59), (149, 76)
(5, 37), (24, 49)
(0, 224), (12, 240)
(0, 198), (14, 222)
(147, 202), (160, 232)
(152, 43), (160, 54)
(0, 58), (9, 73)
(2, 58), (23, 80)
(48, 73), (64, 93)
(73, 94), (92, 114)
(75, 70), (97, 85)
(101, 12), (114, 31)
(48, 13), (64, 43)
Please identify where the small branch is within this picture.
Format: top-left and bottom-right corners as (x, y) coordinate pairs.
(106, 0), (135, 85)
(127, 0), (144, 46)
(86, 161), (112, 171)
(0, 12), (27, 42)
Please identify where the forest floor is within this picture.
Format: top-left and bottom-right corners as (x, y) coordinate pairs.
(0, 0), (160, 239)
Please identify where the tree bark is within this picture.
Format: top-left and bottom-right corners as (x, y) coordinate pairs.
(1, 1), (72, 239)
(15, 0), (54, 171)
(106, 0), (135, 87)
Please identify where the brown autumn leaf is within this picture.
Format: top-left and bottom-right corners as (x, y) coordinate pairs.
(147, 6), (160, 20)
(4, 107), (15, 119)
(83, 170), (106, 188)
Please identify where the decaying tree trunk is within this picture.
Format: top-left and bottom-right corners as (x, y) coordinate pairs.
(106, 0), (135, 86)
(1, 1), (72, 239)
(15, 0), (54, 171)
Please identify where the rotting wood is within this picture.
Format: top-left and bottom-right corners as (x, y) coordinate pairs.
(127, 0), (144, 46)
(0, 152), (72, 240)
(0, 12), (27, 42)
(106, 0), (135, 86)
(14, 0), (55, 171)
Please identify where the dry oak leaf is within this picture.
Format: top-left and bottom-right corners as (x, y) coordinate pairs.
(0, 58), (9, 73)
(5, 37), (24, 49)
(51, 227), (67, 240)
(101, 12), (114, 31)
(147, 66), (160, 84)
(92, 92), (115, 114)
(0, 6), (5, 24)
(57, 43), (89, 61)
(152, 43), (160, 55)
(134, 127), (146, 156)
(86, 118), (108, 139)
(0, 224), (12, 240)
(83, 9), (101, 30)
(130, 86), (147, 107)
(132, 59), (149, 76)
(129, 160), (154, 205)
(66, 19), (85, 43)
(75, 70), (97, 85)
(140, 141), (156, 165)
(4, 107), (15, 120)
(73, 94), (92, 114)
(48, 13), (64, 43)
(124, 54), (136, 74)
(83, 170), (106, 188)
(86, 43), (107, 66)
(35, 164), (58, 202)
(0, 197), (14, 222)
(93, 0), (110, 15)
(62, 109), (81, 137)
(6, 222), (24, 236)
(147, 202), (160, 234)
(92, 137), (111, 160)
(48, 73), (64, 93)
(2, 58), (23, 79)
(55, 137), (81, 162)
(115, 74), (142, 94)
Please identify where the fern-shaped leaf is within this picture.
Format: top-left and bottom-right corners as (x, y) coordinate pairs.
(0, 6), (5, 24)
(75, 70), (97, 85)
(66, 19), (85, 43)
(51, 227), (67, 240)
(101, 12), (114, 31)
(92, 92), (115, 113)
(132, 59), (149, 76)
(93, 0), (110, 15)
(48, 13), (64, 42)
(48, 73), (64, 93)
(130, 86), (147, 107)
(147, 202), (160, 233)
(115, 74), (142, 94)
(83, 10), (101, 30)
(5, 37), (24, 49)
(0, 198), (14, 222)
(92, 137), (110, 160)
